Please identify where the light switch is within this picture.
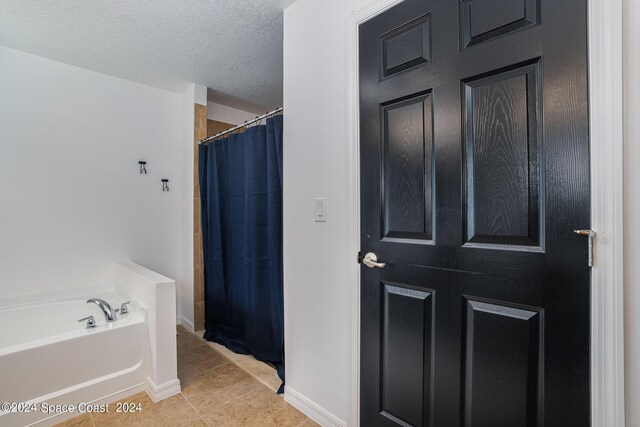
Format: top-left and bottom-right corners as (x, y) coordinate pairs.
(315, 198), (327, 222)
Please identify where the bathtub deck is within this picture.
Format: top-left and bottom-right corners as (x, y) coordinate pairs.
(56, 326), (317, 427)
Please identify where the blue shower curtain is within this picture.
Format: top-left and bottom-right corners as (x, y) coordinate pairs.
(198, 115), (284, 392)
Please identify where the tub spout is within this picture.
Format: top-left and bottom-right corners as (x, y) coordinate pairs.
(86, 298), (117, 322)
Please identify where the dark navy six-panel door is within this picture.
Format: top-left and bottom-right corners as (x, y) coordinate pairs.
(359, 0), (590, 426)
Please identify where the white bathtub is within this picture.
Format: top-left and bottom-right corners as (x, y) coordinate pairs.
(0, 261), (179, 426)
(0, 288), (148, 426)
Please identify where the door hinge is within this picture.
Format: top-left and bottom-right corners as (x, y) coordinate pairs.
(357, 251), (362, 264)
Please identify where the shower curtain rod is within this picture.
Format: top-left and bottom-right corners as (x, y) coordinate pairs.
(198, 107), (283, 145)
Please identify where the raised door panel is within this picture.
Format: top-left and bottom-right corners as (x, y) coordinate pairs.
(381, 14), (432, 78)
(460, 0), (538, 49)
(463, 61), (542, 249)
(463, 298), (542, 427)
(381, 283), (433, 427)
(382, 94), (434, 243)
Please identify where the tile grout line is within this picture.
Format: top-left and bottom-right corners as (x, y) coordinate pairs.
(198, 360), (232, 376)
(226, 384), (263, 403)
(180, 392), (211, 427)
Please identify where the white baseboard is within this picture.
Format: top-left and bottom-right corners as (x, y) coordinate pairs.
(178, 315), (195, 333)
(144, 377), (181, 403)
(284, 386), (346, 427)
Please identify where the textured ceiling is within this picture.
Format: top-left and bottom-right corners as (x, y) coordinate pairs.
(0, 0), (295, 111)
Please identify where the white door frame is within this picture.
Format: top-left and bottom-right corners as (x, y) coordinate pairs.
(344, 0), (625, 426)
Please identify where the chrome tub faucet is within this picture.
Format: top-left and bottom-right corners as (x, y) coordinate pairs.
(86, 298), (117, 322)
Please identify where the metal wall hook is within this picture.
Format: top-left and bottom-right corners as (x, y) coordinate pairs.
(162, 179), (170, 192)
(139, 161), (147, 174)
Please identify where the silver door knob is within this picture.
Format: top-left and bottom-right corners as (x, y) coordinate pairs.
(363, 252), (386, 268)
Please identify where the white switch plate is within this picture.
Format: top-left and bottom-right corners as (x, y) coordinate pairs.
(315, 198), (327, 222)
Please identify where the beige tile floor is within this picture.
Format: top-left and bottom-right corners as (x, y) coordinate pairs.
(56, 326), (318, 427)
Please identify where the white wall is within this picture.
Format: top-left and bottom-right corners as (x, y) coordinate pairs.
(284, 0), (640, 424)
(283, 1), (362, 423)
(0, 46), (186, 309)
(176, 83), (207, 328)
(207, 101), (259, 125)
(623, 0), (640, 423)
(178, 85), (194, 326)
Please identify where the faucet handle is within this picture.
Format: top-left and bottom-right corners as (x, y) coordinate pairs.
(120, 301), (131, 314)
(78, 316), (96, 328)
